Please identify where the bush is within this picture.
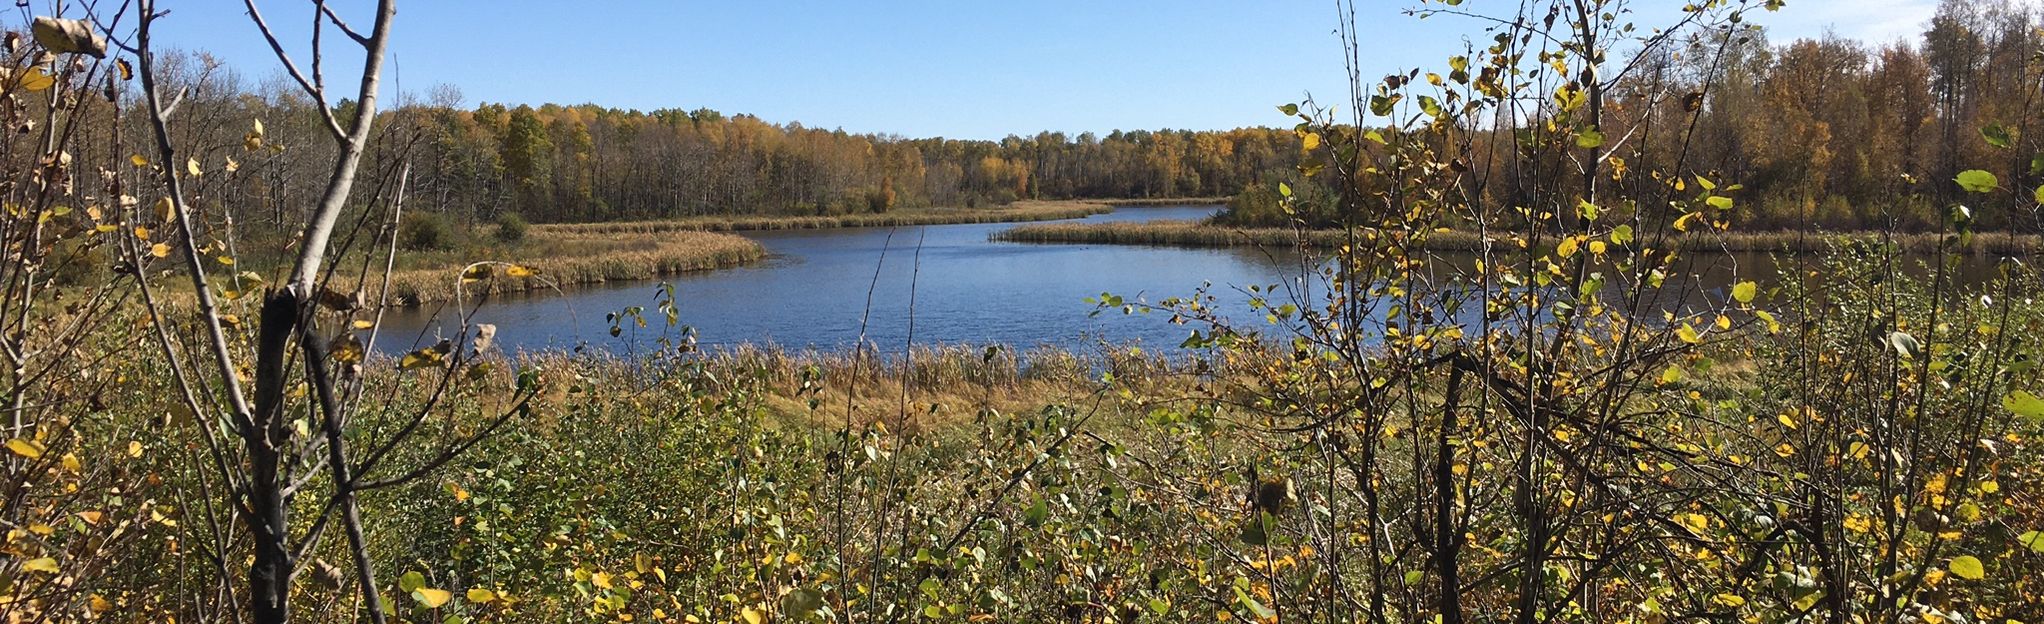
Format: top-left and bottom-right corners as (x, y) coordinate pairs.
(493, 212), (530, 243)
(398, 212), (457, 251)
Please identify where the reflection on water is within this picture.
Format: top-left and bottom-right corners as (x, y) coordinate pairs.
(374, 207), (2012, 355)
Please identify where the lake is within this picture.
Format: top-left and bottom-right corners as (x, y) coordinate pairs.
(375, 204), (1298, 355)
(374, 205), (2008, 356)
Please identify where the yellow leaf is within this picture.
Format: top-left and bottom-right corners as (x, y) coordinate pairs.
(60, 453), (80, 473)
(414, 587), (453, 608)
(127, 441), (143, 458)
(1301, 132), (1321, 151)
(741, 607), (765, 624)
(505, 265), (535, 278)
(22, 557), (58, 574)
(328, 335), (364, 364)
(399, 340), (453, 371)
(1556, 236), (1580, 258)
(76, 511), (102, 525)
(1676, 324), (1701, 344)
(186, 158), (202, 177)
(88, 594), (111, 613)
(465, 588), (496, 603)
(352, 320), (375, 330)
(150, 243), (171, 258)
(133, 225), (151, 241)
(129, 154), (148, 167)
(18, 67), (54, 91)
(1731, 280), (1757, 303)
(153, 197), (174, 223)
(224, 157), (239, 173)
(6, 438), (45, 459)
(1948, 555), (1985, 580)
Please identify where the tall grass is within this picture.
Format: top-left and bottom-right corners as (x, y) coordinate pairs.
(994, 220), (2044, 255)
(1105, 197), (1230, 206)
(536, 200), (1111, 235)
(338, 229), (764, 305)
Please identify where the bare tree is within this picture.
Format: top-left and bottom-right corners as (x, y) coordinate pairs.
(124, 1), (536, 622)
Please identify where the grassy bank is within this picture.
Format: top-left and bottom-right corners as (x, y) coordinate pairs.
(994, 220), (2044, 255)
(334, 228), (764, 305)
(535, 200), (1111, 236)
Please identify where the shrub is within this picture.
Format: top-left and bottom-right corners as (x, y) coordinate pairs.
(398, 212), (457, 251)
(493, 211), (530, 243)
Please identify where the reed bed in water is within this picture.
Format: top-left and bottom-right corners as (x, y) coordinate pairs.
(337, 229), (764, 305)
(533, 200), (1111, 235)
(993, 220), (2044, 255)
(1105, 196), (1230, 206)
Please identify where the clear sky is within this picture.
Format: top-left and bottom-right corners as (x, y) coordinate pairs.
(131, 0), (1940, 141)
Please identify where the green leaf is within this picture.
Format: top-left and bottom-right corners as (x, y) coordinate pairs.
(1659, 365), (1686, 385)
(1233, 585), (1275, 619)
(2033, 184), (2044, 206)
(1982, 123), (2015, 149)
(1576, 128), (1605, 149)
(1609, 224), (1634, 245)
(1886, 332), (1923, 360)
(781, 587), (823, 617)
(1277, 103), (1299, 116)
(399, 571), (427, 593)
(1022, 494), (1047, 527)
(2020, 530), (2044, 554)
(1956, 170), (1999, 193)
(1948, 555), (1985, 580)
(1705, 195), (1734, 210)
(1731, 281), (1757, 304)
(2002, 390), (2044, 422)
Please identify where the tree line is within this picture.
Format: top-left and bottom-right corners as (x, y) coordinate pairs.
(1232, 0), (2044, 233)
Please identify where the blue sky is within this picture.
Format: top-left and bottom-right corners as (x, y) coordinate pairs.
(136, 0), (1938, 140)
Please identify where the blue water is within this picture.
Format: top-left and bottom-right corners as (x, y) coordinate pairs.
(375, 205), (1301, 354)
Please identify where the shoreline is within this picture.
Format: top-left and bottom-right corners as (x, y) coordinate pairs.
(991, 220), (2044, 255)
(532, 200), (1118, 235)
(340, 229), (766, 306)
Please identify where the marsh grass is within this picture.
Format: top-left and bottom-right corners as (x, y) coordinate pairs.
(1105, 197), (1230, 206)
(483, 342), (1208, 430)
(535, 200), (1112, 235)
(994, 220), (2044, 255)
(332, 229), (764, 305)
